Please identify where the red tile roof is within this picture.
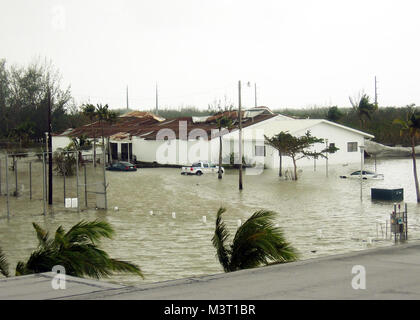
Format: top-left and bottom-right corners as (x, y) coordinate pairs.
(59, 111), (276, 141)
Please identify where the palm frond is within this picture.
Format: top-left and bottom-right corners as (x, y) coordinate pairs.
(230, 210), (298, 271)
(0, 247), (10, 277)
(393, 118), (408, 129)
(65, 220), (114, 245)
(211, 207), (231, 272)
(18, 220), (143, 280)
(109, 259), (144, 279)
(32, 223), (49, 247)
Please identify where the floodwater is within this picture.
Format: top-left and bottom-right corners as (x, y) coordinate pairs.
(0, 155), (420, 286)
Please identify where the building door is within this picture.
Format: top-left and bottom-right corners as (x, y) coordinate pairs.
(129, 143), (133, 162)
(121, 143), (128, 161)
(110, 143), (118, 160)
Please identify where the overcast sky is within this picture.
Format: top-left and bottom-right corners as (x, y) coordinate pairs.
(1, 0), (419, 110)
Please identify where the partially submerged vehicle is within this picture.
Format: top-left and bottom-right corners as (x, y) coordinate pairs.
(106, 161), (137, 171)
(181, 161), (224, 176)
(340, 170), (384, 180)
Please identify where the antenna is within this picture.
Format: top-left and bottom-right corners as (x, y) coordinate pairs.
(374, 76), (378, 107)
(155, 83), (159, 115)
(126, 85), (129, 110)
(254, 83), (257, 107)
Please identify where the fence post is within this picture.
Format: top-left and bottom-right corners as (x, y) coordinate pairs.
(405, 203), (408, 240)
(63, 168), (66, 206)
(29, 162), (32, 200)
(76, 151), (80, 213)
(42, 152), (46, 215)
(14, 158), (18, 196)
(84, 164), (87, 207)
(103, 147), (108, 210)
(5, 154), (10, 219)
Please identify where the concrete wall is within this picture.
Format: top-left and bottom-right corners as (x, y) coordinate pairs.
(52, 136), (71, 152)
(132, 138), (215, 165)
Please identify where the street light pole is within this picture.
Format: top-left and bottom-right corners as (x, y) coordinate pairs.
(238, 80), (243, 190)
(359, 145), (365, 201)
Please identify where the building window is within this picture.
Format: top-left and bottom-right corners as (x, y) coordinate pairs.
(347, 142), (358, 152)
(255, 145), (266, 156)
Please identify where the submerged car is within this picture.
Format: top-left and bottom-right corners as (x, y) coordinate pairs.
(340, 170), (384, 180)
(181, 161), (224, 176)
(106, 161), (137, 171)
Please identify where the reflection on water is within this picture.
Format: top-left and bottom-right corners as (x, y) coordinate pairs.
(0, 157), (419, 285)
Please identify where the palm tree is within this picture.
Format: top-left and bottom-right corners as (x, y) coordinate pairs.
(212, 207), (298, 272)
(95, 104), (109, 155)
(0, 247), (10, 277)
(216, 115), (233, 179)
(393, 111), (420, 202)
(15, 220), (144, 279)
(82, 103), (98, 167)
(105, 110), (118, 164)
(349, 92), (377, 128)
(95, 104), (118, 165)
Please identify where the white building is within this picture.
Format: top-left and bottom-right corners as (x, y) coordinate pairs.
(221, 117), (374, 169)
(52, 108), (374, 169)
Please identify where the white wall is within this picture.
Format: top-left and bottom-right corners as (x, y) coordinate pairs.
(265, 122), (367, 169)
(52, 136), (71, 152)
(128, 118), (369, 168)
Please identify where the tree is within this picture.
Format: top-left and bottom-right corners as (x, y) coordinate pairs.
(326, 106), (343, 122)
(0, 247), (10, 277)
(265, 131), (337, 180)
(393, 110), (420, 202)
(349, 92), (377, 128)
(95, 104), (118, 164)
(215, 115), (234, 179)
(10, 120), (35, 148)
(82, 103), (98, 166)
(212, 207), (298, 273)
(53, 147), (77, 176)
(4, 58), (72, 140)
(15, 220), (143, 279)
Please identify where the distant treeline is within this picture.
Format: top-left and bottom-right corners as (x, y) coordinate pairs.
(0, 58), (89, 148)
(274, 106), (417, 147)
(145, 105), (417, 146)
(143, 106), (214, 119)
(0, 58), (416, 148)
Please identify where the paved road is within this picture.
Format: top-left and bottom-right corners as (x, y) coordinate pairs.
(1, 241), (420, 299)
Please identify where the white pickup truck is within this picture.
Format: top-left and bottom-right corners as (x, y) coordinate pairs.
(181, 161), (224, 176)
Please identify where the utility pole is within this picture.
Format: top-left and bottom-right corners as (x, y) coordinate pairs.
(155, 83), (159, 115)
(126, 85), (129, 110)
(374, 76), (378, 107)
(47, 88), (53, 205)
(254, 83), (257, 107)
(238, 80), (243, 190)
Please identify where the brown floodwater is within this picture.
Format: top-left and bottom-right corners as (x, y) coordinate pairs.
(0, 155), (419, 286)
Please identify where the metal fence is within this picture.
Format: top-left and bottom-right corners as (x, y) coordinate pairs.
(0, 150), (108, 219)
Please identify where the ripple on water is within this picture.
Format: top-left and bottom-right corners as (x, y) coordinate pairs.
(1, 158), (419, 286)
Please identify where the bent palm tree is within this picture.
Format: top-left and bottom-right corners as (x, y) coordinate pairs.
(394, 111), (420, 202)
(15, 220), (143, 279)
(212, 208), (298, 272)
(349, 92), (377, 128)
(0, 247), (10, 277)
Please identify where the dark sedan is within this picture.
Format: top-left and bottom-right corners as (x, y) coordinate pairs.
(106, 162), (137, 171)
